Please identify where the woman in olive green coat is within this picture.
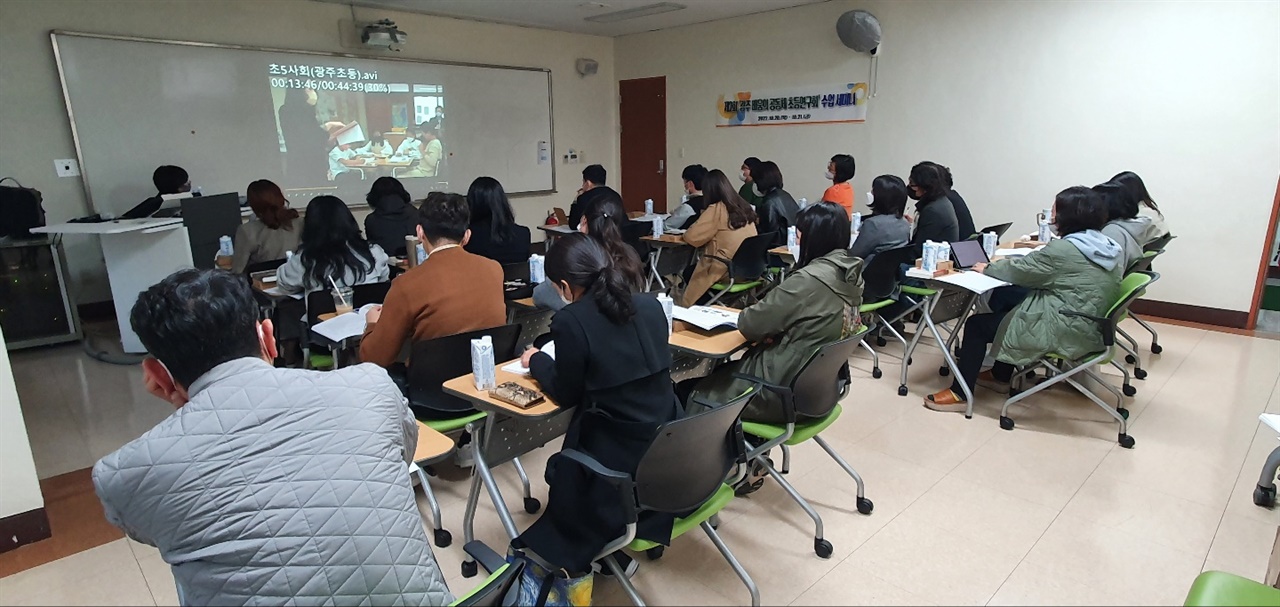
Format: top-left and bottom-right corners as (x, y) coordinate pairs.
(691, 202), (864, 423)
(925, 186), (1124, 412)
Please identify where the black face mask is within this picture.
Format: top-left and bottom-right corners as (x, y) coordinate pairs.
(907, 188), (922, 201)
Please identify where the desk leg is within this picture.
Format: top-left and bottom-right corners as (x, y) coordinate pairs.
(473, 416), (521, 541)
(942, 293), (980, 359)
(919, 298), (975, 418)
(898, 294), (934, 396)
(460, 424), (485, 577)
(648, 247), (666, 291)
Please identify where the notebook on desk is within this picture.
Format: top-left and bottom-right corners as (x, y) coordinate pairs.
(673, 306), (739, 331)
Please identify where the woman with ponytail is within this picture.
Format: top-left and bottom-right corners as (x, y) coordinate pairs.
(515, 233), (680, 578)
(532, 189), (644, 311)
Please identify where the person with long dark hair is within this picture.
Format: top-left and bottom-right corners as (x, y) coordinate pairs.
(681, 169), (758, 306)
(231, 180), (302, 274)
(738, 156), (764, 208)
(463, 176), (531, 265)
(924, 186), (1122, 412)
(363, 177), (418, 256)
(690, 202), (864, 423)
(924, 162), (976, 239)
(532, 189), (644, 311)
(1094, 181), (1161, 269)
(515, 233), (681, 578)
(1110, 170), (1170, 238)
(848, 175), (911, 264)
(752, 160), (799, 247)
(276, 195), (389, 294)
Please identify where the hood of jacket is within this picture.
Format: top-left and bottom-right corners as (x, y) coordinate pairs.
(1109, 217), (1160, 241)
(369, 194), (415, 217)
(1064, 229), (1122, 271)
(802, 250), (864, 305)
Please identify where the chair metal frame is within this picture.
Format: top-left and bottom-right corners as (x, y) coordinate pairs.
(704, 231), (777, 306)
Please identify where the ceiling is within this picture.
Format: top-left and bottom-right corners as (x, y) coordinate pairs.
(315, 0), (828, 37)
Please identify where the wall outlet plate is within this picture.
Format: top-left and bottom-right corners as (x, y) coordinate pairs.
(55, 159), (80, 177)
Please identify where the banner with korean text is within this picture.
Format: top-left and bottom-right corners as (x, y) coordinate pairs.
(716, 82), (869, 127)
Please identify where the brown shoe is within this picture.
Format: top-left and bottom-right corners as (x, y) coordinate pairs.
(924, 389), (968, 413)
(977, 370), (1010, 394)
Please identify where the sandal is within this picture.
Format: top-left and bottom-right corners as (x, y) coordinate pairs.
(924, 389), (968, 413)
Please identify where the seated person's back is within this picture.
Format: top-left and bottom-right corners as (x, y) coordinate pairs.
(275, 195), (390, 293)
(232, 179), (301, 274)
(849, 175), (912, 263)
(92, 269), (452, 606)
(363, 176), (420, 255)
(361, 193), (506, 368)
(463, 176), (532, 265)
(122, 165), (191, 219)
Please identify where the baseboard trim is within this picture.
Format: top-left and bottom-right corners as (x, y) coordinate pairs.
(0, 508), (51, 554)
(76, 301), (116, 323)
(1129, 299), (1250, 330)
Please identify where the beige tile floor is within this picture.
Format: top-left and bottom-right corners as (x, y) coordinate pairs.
(2, 318), (1278, 605)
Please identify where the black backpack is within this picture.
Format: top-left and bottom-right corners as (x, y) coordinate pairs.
(0, 178), (46, 239)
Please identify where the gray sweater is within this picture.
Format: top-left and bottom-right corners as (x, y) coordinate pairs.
(849, 214), (911, 262)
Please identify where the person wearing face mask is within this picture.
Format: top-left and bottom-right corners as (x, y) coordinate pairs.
(821, 154), (857, 217)
(906, 162), (960, 254)
(848, 175), (911, 265)
(737, 156), (764, 208)
(664, 164), (708, 231)
(516, 233), (682, 579)
(753, 160), (799, 248)
(923, 186), (1122, 412)
(532, 190), (644, 312)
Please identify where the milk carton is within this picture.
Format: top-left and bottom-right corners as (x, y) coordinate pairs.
(218, 235), (234, 257)
(850, 212), (862, 235)
(982, 232), (998, 259)
(644, 198), (654, 216)
(656, 293), (674, 335)
(922, 240), (939, 273)
(786, 226), (798, 249)
(471, 335), (496, 391)
(529, 254), (545, 283)
(652, 218), (663, 239)
(1037, 219), (1053, 243)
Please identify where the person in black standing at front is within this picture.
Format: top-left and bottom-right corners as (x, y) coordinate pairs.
(122, 165), (192, 219)
(363, 177), (419, 256)
(753, 160), (799, 248)
(464, 176), (531, 265)
(907, 161), (960, 252)
(516, 233), (681, 579)
(276, 87), (330, 187)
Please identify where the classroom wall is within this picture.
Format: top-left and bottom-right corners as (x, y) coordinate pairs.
(0, 330), (44, 520)
(0, 0), (617, 304)
(615, 0), (1280, 313)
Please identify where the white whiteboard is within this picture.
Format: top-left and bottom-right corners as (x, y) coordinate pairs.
(52, 32), (555, 216)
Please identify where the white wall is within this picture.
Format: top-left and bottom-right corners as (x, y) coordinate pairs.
(0, 0), (617, 303)
(0, 331), (44, 519)
(616, 0), (1280, 313)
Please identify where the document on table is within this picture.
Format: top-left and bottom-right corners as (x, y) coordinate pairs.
(673, 306), (740, 331)
(311, 304), (380, 342)
(1261, 413), (1280, 436)
(931, 271), (1011, 294)
(994, 246), (1045, 258)
(502, 341), (556, 375)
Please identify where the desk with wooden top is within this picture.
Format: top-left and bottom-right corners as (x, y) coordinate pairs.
(413, 420), (455, 464)
(641, 234), (691, 290)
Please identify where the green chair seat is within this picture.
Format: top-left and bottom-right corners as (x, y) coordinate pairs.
(309, 353), (334, 369)
(710, 280), (764, 294)
(859, 299), (896, 313)
(424, 411), (487, 434)
(628, 483), (735, 552)
(900, 285), (937, 297)
(450, 562), (512, 606)
(741, 404), (843, 446)
(1184, 571), (1280, 606)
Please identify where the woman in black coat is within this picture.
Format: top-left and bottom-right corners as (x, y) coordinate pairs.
(464, 176), (532, 265)
(363, 177), (419, 256)
(517, 233), (681, 576)
(752, 160), (799, 248)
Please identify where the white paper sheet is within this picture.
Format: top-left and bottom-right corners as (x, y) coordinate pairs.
(311, 303), (380, 342)
(931, 271), (1011, 294)
(1262, 413), (1280, 435)
(672, 305), (739, 331)
(501, 341), (556, 375)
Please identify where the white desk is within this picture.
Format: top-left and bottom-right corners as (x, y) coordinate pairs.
(33, 218), (195, 353)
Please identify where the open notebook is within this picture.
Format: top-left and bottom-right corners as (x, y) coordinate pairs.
(673, 306), (740, 331)
(310, 304), (380, 342)
(501, 342), (556, 376)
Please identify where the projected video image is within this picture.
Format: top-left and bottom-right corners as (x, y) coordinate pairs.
(269, 62), (446, 189)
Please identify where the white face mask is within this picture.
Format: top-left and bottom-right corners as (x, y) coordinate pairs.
(866, 192), (874, 206)
(556, 282), (573, 306)
(681, 193), (689, 204)
(739, 171), (748, 183)
(825, 171), (835, 181)
(753, 184), (765, 197)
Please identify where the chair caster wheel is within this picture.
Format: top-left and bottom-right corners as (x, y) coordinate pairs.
(524, 497), (541, 514)
(461, 560), (478, 578)
(999, 416), (1015, 431)
(1122, 384), (1136, 397)
(814, 538), (833, 559)
(1117, 407), (1130, 420)
(646, 547), (665, 561)
(1134, 368), (1148, 380)
(856, 497), (874, 515)
(876, 337), (887, 347)
(434, 528), (452, 548)
(1118, 433), (1135, 449)
(872, 367), (883, 379)
(939, 366), (950, 377)
(1255, 484), (1277, 508)
(1125, 354), (1136, 364)
(897, 385), (908, 397)
(1151, 343), (1163, 354)
(907, 357), (913, 365)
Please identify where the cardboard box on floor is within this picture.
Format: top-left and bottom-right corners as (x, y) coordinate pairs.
(1267, 527), (1280, 588)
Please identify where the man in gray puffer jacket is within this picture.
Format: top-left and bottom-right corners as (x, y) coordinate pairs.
(93, 269), (452, 606)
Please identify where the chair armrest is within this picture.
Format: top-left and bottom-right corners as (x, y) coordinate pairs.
(463, 541), (508, 575)
(707, 255), (733, 273)
(1060, 310), (1115, 347)
(557, 449), (638, 524)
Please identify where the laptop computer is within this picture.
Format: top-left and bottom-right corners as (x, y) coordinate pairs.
(977, 222), (1013, 239)
(949, 239), (990, 270)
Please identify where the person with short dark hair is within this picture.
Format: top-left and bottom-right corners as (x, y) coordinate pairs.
(359, 193), (506, 369)
(690, 201), (864, 423)
(681, 169), (758, 306)
(752, 160), (799, 247)
(849, 175), (911, 264)
(738, 157), (764, 207)
(924, 162), (976, 239)
(1095, 180), (1163, 268)
(822, 154), (857, 217)
(924, 186), (1123, 413)
(464, 176), (532, 265)
(93, 269), (453, 606)
(567, 164), (611, 228)
(121, 165), (192, 219)
(275, 195), (389, 294)
(516, 233), (681, 577)
(664, 164), (709, 230)
(533, 190), (644, 312)
(231, 179), (301, 274)
(906, 162), (960, 253)
(363, 176), (419, 256)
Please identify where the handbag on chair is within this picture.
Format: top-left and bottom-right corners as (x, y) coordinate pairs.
(506, 548), (593, 607)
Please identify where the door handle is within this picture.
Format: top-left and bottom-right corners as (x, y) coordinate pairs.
(658, 160), (664, 175)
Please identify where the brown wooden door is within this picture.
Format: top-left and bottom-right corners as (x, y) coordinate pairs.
(619, 76), (667, 213)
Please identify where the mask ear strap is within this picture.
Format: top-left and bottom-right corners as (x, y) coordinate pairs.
(153, 357), (178, 388)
